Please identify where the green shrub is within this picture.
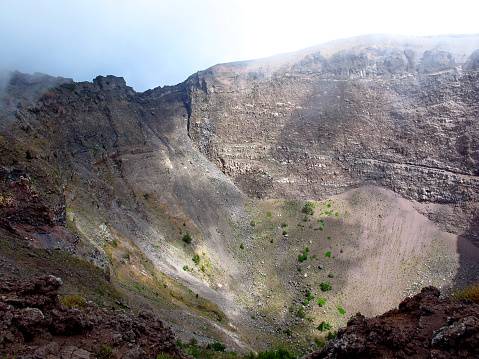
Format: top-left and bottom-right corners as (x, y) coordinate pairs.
(298, 307), (306, 318)
(328, 272), (334, 278)
(192, 254), (200, 266)
(451, 282), (479, 303)
(240, 243), (244, 249)
(325, 251), (331, 258)
(282, 230), (287, 236)
(206, 342), (226, 352)
(266, 212), (272, 217)
(60, 294), (86, 310)
(320, 282), (332, 292)
(249, 348), (296, 359)
(302, 201), (315, 215)
(326, 331), (337, 340)
(306, 291), (315, 301)
(98, 344), (115, 359)
(317, 298), (326, 307)
(281, 222), (288, 228)
(337, 306), (345, 315)
(317, 321), (332, 332)
(251, 220), (256, 227)
(182, 234), (192, 244)
(298, 253), (308, 263)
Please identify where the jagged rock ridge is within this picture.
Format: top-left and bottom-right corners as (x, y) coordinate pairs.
(0, 275), (185, 358)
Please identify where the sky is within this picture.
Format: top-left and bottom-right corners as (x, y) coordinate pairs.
(1, 0), (478, 92)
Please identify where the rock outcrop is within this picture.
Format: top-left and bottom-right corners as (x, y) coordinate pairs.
(0, 275), (186, 359)
(305, 287), (479, 358)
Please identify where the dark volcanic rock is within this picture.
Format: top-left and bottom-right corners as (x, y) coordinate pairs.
(303, 287), (479, 359)
(0, 275), (186, 359)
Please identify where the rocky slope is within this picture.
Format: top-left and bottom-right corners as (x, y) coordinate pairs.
(1, 34), (479, 354)
(0, 274), (185, 359)
(305, 286), (479, 359)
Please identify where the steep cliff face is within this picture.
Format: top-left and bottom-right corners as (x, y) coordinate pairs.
(185, 34), (479, 245)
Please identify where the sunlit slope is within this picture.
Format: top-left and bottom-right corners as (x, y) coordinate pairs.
(231, 186), (479, 348)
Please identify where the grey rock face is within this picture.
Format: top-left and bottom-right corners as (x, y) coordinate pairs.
(184, 34), (479, 245)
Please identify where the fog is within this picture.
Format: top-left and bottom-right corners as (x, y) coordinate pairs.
(1, 0), (477, 92)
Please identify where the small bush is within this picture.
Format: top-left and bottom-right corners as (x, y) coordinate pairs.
(182, 234), (192, 244)
(251, 220), (256, 227)
(60, 294), (86, 310)
(317, 298), (326, 307)
(250, 348), (296, 359)
(266, 212), (272, 217)
(325, 251), (331, 258)
(240, 243), (244, 249)
(317, 321), (331, 332)
(320, 282), (332, 292)
(206, 342), (226, 352)
(25, 150), (33, 160)
(328, 272), (334, 278)
(298, 307), (306, 318)
(281, 222), (288, 228)
(298, 253), (308, 263)
(282, 230), (287, 236)
(337, 306), (346, 315)
(326, 331), (337, 340)
(98, 344), (115, 359)
(451, 282), (479, 303)
(192, 254), (200, 266)
(302, 201), (315, 216)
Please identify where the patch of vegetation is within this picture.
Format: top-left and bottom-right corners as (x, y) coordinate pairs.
(337, 306), (346, 315)
(328, 272), (334, 278)
(302, 201), (315, 216)
(298, 306), (306, 318)
(325, 251), (331, 258)
(240, 243), (244, 249)
(266, 212), (272, 217)
(317, 321), (332, 332)
(251, 220), (256, 227)
(451, 282), (479, 303)
(206, 342), (226, 352)
(317, 298), (326, 307)
(60, 294), (86, 310)
(284, 329), (292, 337)
(98, 344), (115, 359)
(192, 254), (200, 266)
(306, 291), (314, 301)
(246, 348), (296, 359)
(282, 230), (287, 236)
(326, 331), (337, 340)
(320, 282), (332, 292)
(156, 353), (175, 359)
(25, 150), (33, 160)
(182, 234), (192, 244)
(298, 253), (308, 263)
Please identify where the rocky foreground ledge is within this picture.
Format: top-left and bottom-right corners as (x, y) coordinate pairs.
(305, 286), (479, 359)
(0, 275), (186, 359)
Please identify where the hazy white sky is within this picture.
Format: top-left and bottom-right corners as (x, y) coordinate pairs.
(1, 0), (478, 91)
